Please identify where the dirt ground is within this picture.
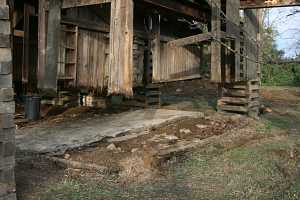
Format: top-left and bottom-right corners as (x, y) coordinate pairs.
(15, 81), (300, 200)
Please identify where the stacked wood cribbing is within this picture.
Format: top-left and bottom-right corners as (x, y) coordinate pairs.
(217, 79), (260, 117)
(145, 84), (161, 108)
(132, 84), (161, 108)
(0, 1), (16, 199)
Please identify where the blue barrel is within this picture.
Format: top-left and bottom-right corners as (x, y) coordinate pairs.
(25, 95), (41, 121)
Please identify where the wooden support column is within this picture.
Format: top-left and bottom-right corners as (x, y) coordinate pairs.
(22, 3), (35, 84)
(256, 9), (263, 82)
(150, 14), (160, 83)
(210, 0), (221, 82)
(108, 0), (134, 96)
(37, 0), (47, 89)
(226, 0), (241, 82)
(44, 0), (61, 92)
(244, 9), (259, 80)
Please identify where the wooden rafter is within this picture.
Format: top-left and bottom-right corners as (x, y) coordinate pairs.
(240, 0), (300, 9)
(167, 33), (212, 47)
(62, 0), (111, 9)
(141, 0), (207, 20)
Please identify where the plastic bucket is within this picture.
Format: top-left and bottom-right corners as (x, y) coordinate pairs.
(24, 95), (41, 121)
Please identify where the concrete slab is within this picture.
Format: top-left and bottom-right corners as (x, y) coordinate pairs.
(16, 109), (204, 155)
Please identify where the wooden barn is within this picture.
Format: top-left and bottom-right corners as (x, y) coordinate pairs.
(7, 0), (263, 114)
(2, 0), (300, 199)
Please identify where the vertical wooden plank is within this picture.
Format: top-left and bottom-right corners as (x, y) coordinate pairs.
(151, 14), (160, 83)
(244, 9), (259, 80)
(22, 3), (35, 84)
(256, 9), (263, 82)
(211, 0), (221, 82)
(37, 0), (47, 89)
(226, 0), (241, 82)
(44, 0), (61, 91)
(108, 0), (134, 96)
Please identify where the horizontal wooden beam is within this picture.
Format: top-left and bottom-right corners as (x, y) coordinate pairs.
(240, 0), (300, 9)
(61, 19), (109, 33)
(62, 0), (111, 9)
(167, 32), (212, 46)
(141, 0), (206, 20)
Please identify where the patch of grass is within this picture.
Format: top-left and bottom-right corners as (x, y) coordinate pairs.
(42, 179), (124, 200)
(265, 116), (294, 130)
(277, 178), (300, 200)
(42, 137), (300, 200)
(40, 119), (300, 200)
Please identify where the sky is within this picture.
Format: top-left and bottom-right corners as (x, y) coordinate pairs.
(268, 7), (300, 58)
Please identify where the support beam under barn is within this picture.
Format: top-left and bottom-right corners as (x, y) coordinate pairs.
(37, 0), (47, 90)
(210, 0), (222, 82)
(226, 0), (241, 82)
(43, 0), (61, 92)
(108, 0), (134, 96)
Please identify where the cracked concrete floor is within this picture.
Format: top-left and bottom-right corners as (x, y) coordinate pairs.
(16, 109), (204, 155)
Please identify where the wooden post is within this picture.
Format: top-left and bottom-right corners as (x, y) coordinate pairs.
(44, 0), (61, 92)
(244, 9), (259, 80)
(210, 0), (221, 82)
(22, 3), (34, 84)
(37, 0), (47, 89)
(256, 9), (263, 82)
(108, 0), (134, 96)
(226, 0), (241, 82)
(149, 14), (160, 83)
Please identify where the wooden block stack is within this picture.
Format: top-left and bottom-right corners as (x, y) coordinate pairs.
(218, 79), (260, 117)
(145, 84), (161, 108)
(129, 84), (161, 108)
(0, 1), (17, 199)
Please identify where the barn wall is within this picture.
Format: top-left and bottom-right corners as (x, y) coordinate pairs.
(76, 29), (109, 91)
(153, 43), (202, 82)
(59, 5), (146, 91)
(0, 1), (16, 199)
(59, 4), (204, 91)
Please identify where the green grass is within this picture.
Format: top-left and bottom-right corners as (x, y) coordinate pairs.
(42, 135), (300, 200)
(41, 112), (300, 200)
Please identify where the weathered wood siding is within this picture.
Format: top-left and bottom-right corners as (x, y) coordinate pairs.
(133, 37), (145, 86)
(58, 28), (145, 90)
(76, 29), (109, 90)
(153, 43), (201, 82)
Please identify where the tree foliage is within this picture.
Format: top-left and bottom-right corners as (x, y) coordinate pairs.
(261, 9), (300, 86)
